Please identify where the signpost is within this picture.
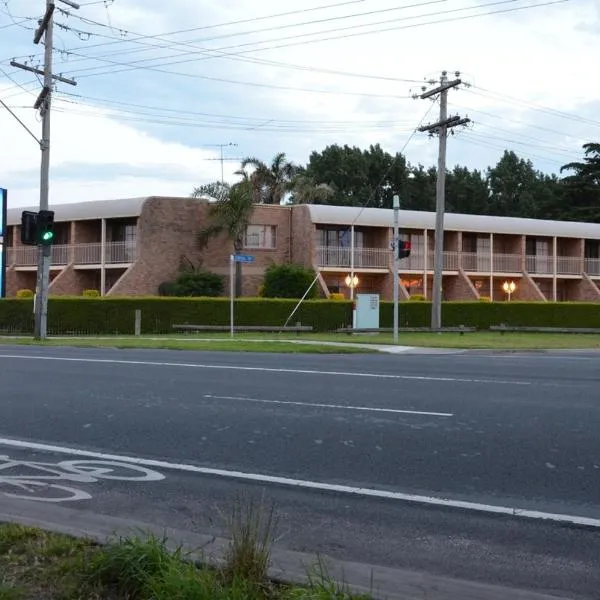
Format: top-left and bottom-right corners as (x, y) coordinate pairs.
(0, 189), (6, 298)
(230, 254), (255, 337)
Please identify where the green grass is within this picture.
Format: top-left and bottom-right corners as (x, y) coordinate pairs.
(0, 522), (369, 600)
(2, 330), (600, 350)
(0, 337), (377, 354)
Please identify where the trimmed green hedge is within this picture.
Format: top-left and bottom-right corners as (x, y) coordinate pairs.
(0, 298), (352, 335)
(0, 298), (599, 335)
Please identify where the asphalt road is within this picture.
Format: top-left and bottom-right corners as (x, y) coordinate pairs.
(0, 345), (599, 598)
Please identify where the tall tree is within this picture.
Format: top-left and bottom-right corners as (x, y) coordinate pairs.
(558, 143), (600, 222)
(445, 166), (490, 215)
(240, 152), (298, 204)
(191, 181), (230, 203)
(197, 180), (254, 297)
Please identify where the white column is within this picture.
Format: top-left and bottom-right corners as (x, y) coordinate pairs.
(490, 233), (494, 301)
(553, 236), (558, 301)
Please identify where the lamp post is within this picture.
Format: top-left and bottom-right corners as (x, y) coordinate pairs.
(345, 274), (359, 289)
(502, 280), (516, 301)
(393, 194), (400, 345)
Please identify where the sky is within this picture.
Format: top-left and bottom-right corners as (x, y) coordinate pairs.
(0, 0), (598, 208)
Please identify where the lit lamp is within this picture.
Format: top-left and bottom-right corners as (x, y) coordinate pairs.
(345, 274), (359, 289)
(502, 280), (516, 301)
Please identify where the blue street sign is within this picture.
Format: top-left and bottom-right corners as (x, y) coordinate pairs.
(233, 254), (255, 263)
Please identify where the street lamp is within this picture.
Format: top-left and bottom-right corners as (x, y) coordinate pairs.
(502, 280), (516, 301)
(345, 274), (359, 289)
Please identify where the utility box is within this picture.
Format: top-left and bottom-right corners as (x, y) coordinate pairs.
(355, 294), (380, 329)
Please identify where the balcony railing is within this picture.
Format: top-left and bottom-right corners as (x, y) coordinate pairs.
(492, 254), (522, 273)
(462, 252), (492, 272)
(73, 242), (137, 265)
(9, 242), (138, 268)
(317, 246), (389, 269)
(526, 255), (553, 274)
(585, 258), (600, 276)
(557, 256), (581, 275)
(10, 244), (70, 267)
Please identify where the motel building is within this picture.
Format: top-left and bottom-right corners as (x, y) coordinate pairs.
(4, 196), (600, 302)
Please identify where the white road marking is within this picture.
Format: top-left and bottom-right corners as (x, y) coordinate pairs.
(203, 394), (454, 417)
(0, 354), (533, 386)
(0, 436), (598, 528)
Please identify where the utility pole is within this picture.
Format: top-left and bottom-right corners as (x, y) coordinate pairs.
(417, 71), (470, 330)
(11, 0), (78, 339)
(392, 194), (400, 345)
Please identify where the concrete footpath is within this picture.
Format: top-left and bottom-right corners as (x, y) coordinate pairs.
(0, 496), (573, 600)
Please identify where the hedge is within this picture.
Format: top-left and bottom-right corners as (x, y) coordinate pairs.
(0, 298), (599, 335)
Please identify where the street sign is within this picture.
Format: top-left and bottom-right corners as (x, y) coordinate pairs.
(233, 254), (255, 263)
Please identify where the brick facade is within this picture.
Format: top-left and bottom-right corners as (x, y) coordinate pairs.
(5, 197), (600, 303)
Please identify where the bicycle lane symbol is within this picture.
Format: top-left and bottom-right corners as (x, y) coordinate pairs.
(0, 455), (166, 503)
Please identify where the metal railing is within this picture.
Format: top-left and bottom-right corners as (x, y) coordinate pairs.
(493, 254), (522, 273)
(10, 244), (70, 267)
(74, 242), (138, 265)
(585, 258), (600, 276)
(317, 246), (389, 268)
(526, 255), (553, 274)
(9, 242), (138, 267)
(461, 252), (492, 272)
(557, 256), (581, 275)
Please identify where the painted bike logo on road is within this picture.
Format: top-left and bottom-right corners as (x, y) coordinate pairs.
(0, 455), (165, 503)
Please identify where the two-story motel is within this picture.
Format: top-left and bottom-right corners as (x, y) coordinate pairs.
(4, 196), (600, 302)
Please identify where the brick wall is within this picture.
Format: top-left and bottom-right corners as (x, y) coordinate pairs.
(517, 273), (546, 301)
(200, 204), (293, 297)
(6, 267), (35, 295)
(48, 265), (84, 296)
(571, 274), (600, 301)
(443, 271), (479, 301)
(290, 205), (315, 268)
(109, 197), (205, 296)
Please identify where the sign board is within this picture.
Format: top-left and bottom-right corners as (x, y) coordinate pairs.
(0, 188), (6, 298)
(233, 254), (255, 263)
(355, 294), (380, 329)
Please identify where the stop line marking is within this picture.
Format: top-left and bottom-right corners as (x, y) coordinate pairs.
(0, 436), (598, 529)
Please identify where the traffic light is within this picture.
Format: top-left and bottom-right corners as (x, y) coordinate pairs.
(398, 240), (412, 259)
(21, 211), (38, 246)
(37, 210), (55, 245)
(20, 210), (55, 246)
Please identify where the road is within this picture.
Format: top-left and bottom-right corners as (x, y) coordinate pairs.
(0, 345), (598, 598)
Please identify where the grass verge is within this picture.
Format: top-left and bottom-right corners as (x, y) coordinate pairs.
(0, 496), (369, 599)
(0, 337), (377, 354)
(2, 331), (600, 350)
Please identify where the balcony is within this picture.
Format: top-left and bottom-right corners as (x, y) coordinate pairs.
(10, 244), (69, 267)
(317, 246), (389, 269)
(462, 252), (492, 272)
(585, 258), (600, 276)
(557, 256), (582, 275)
(74, 242), (137, 265)
(9, 242), (138, 268)
(493, 254), (522, 273)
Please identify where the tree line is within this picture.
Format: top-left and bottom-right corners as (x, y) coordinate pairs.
(193, 142), (600, 223)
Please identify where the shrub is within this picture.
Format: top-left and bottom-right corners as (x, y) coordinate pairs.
(16, 289), (33, 298)
(479, 296), (492, 302)
(82, 289), (100, 298)
(329, 293), (345, 301)
(408, 294), (426, 302)
(261, 263), (318, 299)
(159, 270), (224, 297)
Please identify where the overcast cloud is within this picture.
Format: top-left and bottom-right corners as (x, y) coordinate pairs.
(0, 0), (598, 207)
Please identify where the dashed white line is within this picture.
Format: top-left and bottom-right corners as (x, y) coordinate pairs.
(0, 436), (598, 528)
(203, 394), (454, 417)
(0, 354), (533, 385)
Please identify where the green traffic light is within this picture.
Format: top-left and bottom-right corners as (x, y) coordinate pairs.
(41, 231), (54, 241)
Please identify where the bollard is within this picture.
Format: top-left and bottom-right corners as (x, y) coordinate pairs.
(134, 309), (141, 337)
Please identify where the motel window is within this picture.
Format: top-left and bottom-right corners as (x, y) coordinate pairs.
(317, 228), (364, 248)
(244, 225), (277, 249)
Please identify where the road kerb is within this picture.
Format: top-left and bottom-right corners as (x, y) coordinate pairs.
(0, 496), (573, 600)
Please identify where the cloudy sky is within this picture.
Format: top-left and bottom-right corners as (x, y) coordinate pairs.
(0, 0), (598, 208)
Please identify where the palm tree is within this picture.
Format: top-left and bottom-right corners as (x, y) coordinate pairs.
(240, 152), (298, 204)
(198, 179), (254, 297)
(290, 174), (335, 204)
